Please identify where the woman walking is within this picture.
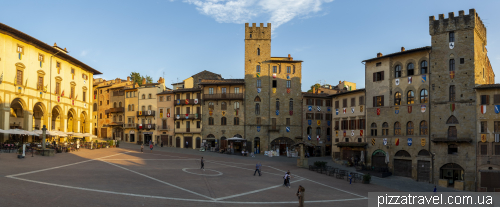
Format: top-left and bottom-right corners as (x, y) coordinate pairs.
(296, 185), (305, 207)
(283, 172), (290, 187)
(287, 170), (292, 188)
(149, 140), (153, 152)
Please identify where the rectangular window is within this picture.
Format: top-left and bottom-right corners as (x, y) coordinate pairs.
(325, 100), (331, 107)
(159, 96), (164, 102)
(481, 145), (487, 155)
(256, 65), (261, 73)
(481, 95), (490, 105)
(449, 59), (455, 71)
(56, 82), (61, 95)
(257, 80), (261, 88)
(197, 121), (200, 128)
(306, 113), (313, 119)
(334, 121), (339, 130)
(449, 85), (455, 102)
(286, 118), (290, 125)
(315, 113), (323, 120)
(496, 145), (500, 155)
(234, 87), (240, 94)
(316, 99), (323, 106)
(38, 53), (44, 62)
(359, 96), (364, 105)
(167, 96), (171, 101)
(37, 76), (43, 90)
(273, 66), (277, 73)
(335, 101), (339, 108)
(351, 98), (355, 106)
(376, 62), (381, 67)
(234, 117), (239, 125)
(272, 80), (277, 88)
(256, 117), (261, 125)
(286, 80), (291, 88)
(83, 91), (86, 102)
(342, 99), (347, 107)
(17, 45), (23, 54)
(460, 58), (464, 64)
(481, 121), (488, 133)
(209, 88), (214, 94)
(287, 66), (291, 73)
(176, 122), (180, 128)
(373, 71), (384, 82)
(71, 68), (75, 79)
(221, 87), (227, 94)
(307, 99), (314, 105)
(373, 96), (384, 107)
(449, 32), (455, 42)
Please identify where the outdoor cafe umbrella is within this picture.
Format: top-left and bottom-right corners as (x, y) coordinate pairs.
(360, 150), (365, 163)
(227, 137), (245, 141)
(82, 133), (97, 138)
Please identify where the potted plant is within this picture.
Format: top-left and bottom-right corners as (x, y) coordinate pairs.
(116, 141), (120, 148)
(363, 173), (371, 184)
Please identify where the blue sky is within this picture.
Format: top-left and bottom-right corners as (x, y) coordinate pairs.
(2, 0), (499, 91)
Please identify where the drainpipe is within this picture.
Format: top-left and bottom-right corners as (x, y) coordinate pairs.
(428, 49), (434, 184)
(49, 50), (61, 132)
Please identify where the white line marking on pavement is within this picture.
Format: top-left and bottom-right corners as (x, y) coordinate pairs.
(101, 159), (197, 161)
(182, 168), (223, 176)
(265, 165), (367, 199)
(102, 161), (215, 201)
(214, 178), (305, 201)
(5, 151), (133, 177)
(7, 176), (366, 204)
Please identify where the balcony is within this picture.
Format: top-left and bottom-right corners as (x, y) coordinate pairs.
(174, 99), (201, 106)
(136, 124), (156, 130)
(124, 123), (136, 129)
(157, 125), (171, 130)
(106, 107), (124, 114)
(174, 114), (202, 120)
(268, 126), (280, 132)
(203, 93), (244, 100)
(431, 133), (473, 143)
(137, 110), (156, 117)
(175, 128), (202, 133)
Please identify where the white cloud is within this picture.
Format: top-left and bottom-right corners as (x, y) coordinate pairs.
(80, 50), (89, 57)
(182, 0), (333, 29)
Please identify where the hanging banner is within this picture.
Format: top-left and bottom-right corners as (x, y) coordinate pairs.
(421, 75), (426, 83)
(176, 114), (180, 119)
(160, 113), (163, 118)
(343, 108), (346, 114)
(351, 107), (355, 113)
(286, 127), (290, 132)
(287, 88), (290, 93)
(327, 121), (331, 126)
(327, 107), (331, 112)
(421, 105), (426, 113)
(185, 113), (189, 119)
(276, 110), (279, 116)
(185, 99), (189, 104)
(481, 105), (487, 114)
(351, 130), (354, 136)
(222, 111), (226, 116)
(317, 106), (321, 111)
(308, 135), (311, 140)
(408, 106), (412, 113)
(495, 105), (500, 114)
(450, 103), (455, 112)
(209, 110), (213, 116)
(371, 138), (375, 145)
(395, 79), (400, 86)
(256, 73), (260, 78)
(376, 108), (380, 116)
(336, 109), (339, 115)
(257, 126), (261, 132)
(395, 138), (399, 146)
(421, 138), (426, 146)
(257, 88), (261, 93)
(289, 110), (293, 115)
(450, 71), (455, 79)
(272, 88), (276, 93)
(167, 113), (170, 118)
(383, 138), (387, 145)
(408, 77), (412, 84)
(360, 105), (363, 112)
(308, 106), (312, 111)
(308, 120), (311, 125)
(407, 138), (412, 146)
(343, 130), (346, 137)
(395, 106), (399, 114)
(481, 134), (487, 142)
(287, 74), (290, 80)
(194, 99), (198, 104)
(317, 120), (321, 126)
(360, 130), (363, 136)
(273, 74), (277, 78)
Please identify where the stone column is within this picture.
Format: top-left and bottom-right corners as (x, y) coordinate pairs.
(24, 110), (33, 131)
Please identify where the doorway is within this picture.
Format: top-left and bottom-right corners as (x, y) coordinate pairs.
(144, 134), (152, 145)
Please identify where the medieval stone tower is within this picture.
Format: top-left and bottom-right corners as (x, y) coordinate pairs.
(244, 23), (303, 153)
(429, 9), (494, 191)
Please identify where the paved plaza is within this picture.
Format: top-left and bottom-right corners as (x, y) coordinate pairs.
(0, 143), (452, 206)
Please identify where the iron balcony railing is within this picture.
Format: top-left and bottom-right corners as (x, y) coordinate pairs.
(137, 110), (156, 116)
(174, 114), (202, 120)
(136, 124), (156, 130)
(203, 93), (243, 100)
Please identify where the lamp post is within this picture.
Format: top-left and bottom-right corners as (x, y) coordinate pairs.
(42, 125), (47, 151)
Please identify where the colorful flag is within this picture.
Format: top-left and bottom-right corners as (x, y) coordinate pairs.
(481, 105), (487, 114)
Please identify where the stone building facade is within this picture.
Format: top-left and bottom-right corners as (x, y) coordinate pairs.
(243, 23), (303, 155)
(302, 92), (333, 156)
(0, 23), (99, 143)
(429, 9), (494, 191)
(331, 89), (366, 162)
(124, 84), (138, 143)
(474, 85), (500, 192)
(94, 78), (131, 139)
(200, 79), (245, 151)
(156, 89), (174, 146)
(363, 47), (432, 182)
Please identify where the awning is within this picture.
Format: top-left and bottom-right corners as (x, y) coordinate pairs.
(335, 142), (368, 147)
(227, 137), (245, 141)
(291, 142), (315, 147)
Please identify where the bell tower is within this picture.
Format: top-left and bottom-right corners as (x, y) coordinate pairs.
(244, 23), (271, 76)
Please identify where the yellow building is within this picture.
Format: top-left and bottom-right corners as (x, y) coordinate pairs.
(124, 83), (138, 143)
(0, 23), (100, 142)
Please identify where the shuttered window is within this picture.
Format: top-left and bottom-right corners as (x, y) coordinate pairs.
(481, 95), (490, 105)
(351, 98), (355, 106)
(495, 145), (500, 155)
(373, 71), (384, 82)
(373, 96), (384, 107)
(494, 95), (500, 104)
(359, 96), (364, 105)
(335, 101), (339, 108)
(481, 145), (488, 155)
(342, 99), (347, 107)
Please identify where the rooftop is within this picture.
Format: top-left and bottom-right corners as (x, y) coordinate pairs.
(329, 88), (366, 97)
(474, 84), (500, 89)
(362, 46), (431, 62)
(198, 79), (245, 85)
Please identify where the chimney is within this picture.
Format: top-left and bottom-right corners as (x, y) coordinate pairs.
(127, 76), (130, 81)
(288, 54), (293, 61)
(339, 81), (342, 84)
(401, 47), (405, 52)
(142, 78), (146, 85)
(377, 52), (383, 58)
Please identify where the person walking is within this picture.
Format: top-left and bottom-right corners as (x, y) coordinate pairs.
(149, 140), (153, 152)
(433, 186), (437, 192)
(296, 185), (305, 207)
(286, 170), (292, 188)
(201, 157), (205, 171)
(186, 141), (189, 148)
(349, 173), (352, 184)
(254, 163), (262, 176)
(283, 172), (289, 187)
(141, 144), (144, 153)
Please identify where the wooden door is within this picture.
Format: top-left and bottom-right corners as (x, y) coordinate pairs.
(417, 160), (430, 182)
(186, 122), (190, 132)
(394, 159), (412, 178)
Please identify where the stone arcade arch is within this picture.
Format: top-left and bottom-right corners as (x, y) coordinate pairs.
(51, 105), (63, 131)
(394, 150), (412, 178)
(33, 102), (47, 130)
(67, 108), (77, 132)
(10, 98), (28, 130)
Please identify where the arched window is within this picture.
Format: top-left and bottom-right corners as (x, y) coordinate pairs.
(132, 104), (135, 111)
(148, 94), (152, 99)
(128, 105), (131, 111)
(93, 103), (97, 111)
(418, 150), (431, 156)
(208, 102), (214, 110)
(420, 120), (428, 135)
(208, 117), (214, 125)
(394, 92), (401, 105)
(316, 127), (321, 135)
(234, 117), (239, 125)
(407, 91), (414, 104)
(256, 65), (261, 73)
(142, 106), (145, 111)
(371, 123), (377, 136)
(255, 103), (260, 115)
(221, 117), (227, 125)
(254, 96), (261, 102)
(114, 102), (117, 108)
(119, 102), (122, 107)
(382, 122), (389, 135)
(420, 89), (428, 103)
(395, 150), (411, 157)
(142, 94), (145, 99)
(257, 48), (260, 56)
(234, 102), (240, 109)
(449, 59), (455, 71)
(119, 115), (122, 122)
(446, 115), (459, 124)
(407, 121), (414, 135)
(421, 61), (428, 74)
(407, 63), (414, 76)
(394, 122), (401, 135)
(395, 65), (401, 78)
(221, 102), (227, 110)
(289, 98), (293, 111)
(307, 126), (312, 135)
(148, 105), (152, 110)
